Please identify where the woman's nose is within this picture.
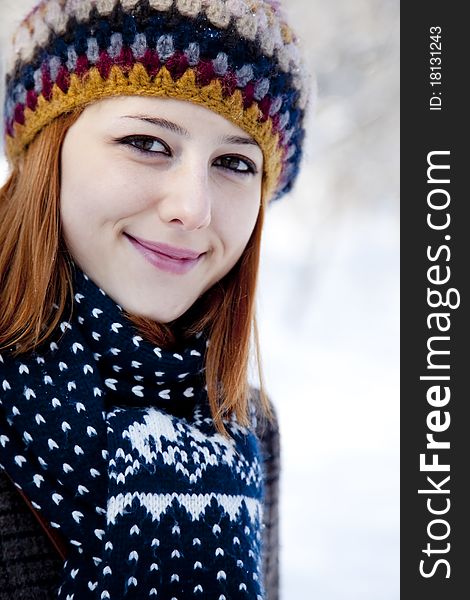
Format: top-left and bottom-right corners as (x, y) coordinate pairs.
(157, 166), (212, 231)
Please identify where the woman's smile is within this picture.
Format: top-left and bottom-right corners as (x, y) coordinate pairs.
(124, 233), (206, 275)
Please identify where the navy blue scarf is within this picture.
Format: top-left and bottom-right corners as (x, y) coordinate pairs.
(0, 269), (265, 599)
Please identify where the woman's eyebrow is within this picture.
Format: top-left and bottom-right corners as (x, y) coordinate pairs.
(120, 114), (260, 148)
(120, 115), (189, 137)
(220, 134), (260, 148)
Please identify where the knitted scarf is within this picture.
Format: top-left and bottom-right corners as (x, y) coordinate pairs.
(0, 268), (265, 599)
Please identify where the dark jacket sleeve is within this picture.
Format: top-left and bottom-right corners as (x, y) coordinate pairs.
(254, 395), (281, 600)
(0, 470), (62, 600)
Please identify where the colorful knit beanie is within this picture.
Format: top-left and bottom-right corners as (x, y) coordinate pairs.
(3, 0), (309, 201)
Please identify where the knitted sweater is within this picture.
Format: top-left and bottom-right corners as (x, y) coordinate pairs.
(0, 401), (279, 599)
(0, 270), (280, 599)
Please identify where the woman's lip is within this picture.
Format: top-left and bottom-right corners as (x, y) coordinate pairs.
(126, 234), (204, 260)
(125, 233), (205, 275)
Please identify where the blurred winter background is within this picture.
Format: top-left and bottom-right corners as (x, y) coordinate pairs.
(0, 1), (399, 599)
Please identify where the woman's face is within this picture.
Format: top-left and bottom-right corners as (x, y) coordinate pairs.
(60, 96), (263, 322)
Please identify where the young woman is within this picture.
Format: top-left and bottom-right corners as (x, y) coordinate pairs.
(0, 1), (308, 598)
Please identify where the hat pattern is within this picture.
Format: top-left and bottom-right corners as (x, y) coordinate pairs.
(4, 0), (309, 200)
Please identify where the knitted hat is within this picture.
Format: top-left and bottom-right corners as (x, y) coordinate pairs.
(3, 0), (309, 200)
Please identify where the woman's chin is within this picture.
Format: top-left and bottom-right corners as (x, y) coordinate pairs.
(121, 295), (195, 324)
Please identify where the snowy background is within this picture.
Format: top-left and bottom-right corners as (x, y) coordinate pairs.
(0, 1), (399, 599)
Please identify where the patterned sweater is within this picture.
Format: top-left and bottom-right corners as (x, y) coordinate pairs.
(0, 269), (281, 599)
(0, 393), (280, 600)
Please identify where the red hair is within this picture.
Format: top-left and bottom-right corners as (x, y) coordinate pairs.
(0, 109), (272, 436)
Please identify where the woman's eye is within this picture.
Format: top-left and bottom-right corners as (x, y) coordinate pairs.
(119, 135), (170, 155)
(215, 155), (257, 175)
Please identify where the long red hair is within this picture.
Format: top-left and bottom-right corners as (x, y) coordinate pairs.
(0, 109), (272, 435)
